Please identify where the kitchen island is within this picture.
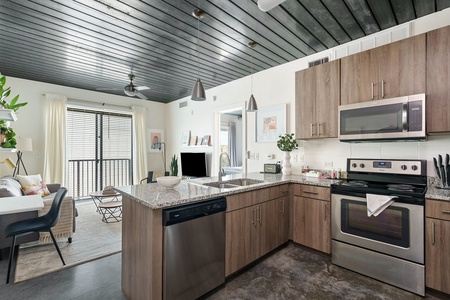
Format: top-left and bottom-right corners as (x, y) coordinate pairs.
(115, 173), (338, 300)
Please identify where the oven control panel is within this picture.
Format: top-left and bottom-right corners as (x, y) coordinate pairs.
(348, 159), (424, 175)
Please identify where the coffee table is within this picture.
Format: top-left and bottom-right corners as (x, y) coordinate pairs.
(89, 191), (121, 214)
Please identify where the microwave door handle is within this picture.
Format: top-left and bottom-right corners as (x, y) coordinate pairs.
(402, 103), (408, 132)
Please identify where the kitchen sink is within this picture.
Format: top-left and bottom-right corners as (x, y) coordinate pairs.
(203, 178), (265, 189)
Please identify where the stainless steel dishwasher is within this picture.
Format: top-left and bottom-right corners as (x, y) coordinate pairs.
(163, 197), (227, 300)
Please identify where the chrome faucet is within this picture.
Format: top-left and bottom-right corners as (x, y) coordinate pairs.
(218, 152), (231, 182)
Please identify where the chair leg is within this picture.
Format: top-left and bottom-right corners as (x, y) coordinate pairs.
(6, 235), (17, 284)
(48, 229), (65, 265)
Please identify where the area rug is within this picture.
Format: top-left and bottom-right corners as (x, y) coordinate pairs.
(14, 200), (122, 283)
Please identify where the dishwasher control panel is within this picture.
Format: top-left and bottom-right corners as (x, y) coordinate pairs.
(163, 197), (227, 226)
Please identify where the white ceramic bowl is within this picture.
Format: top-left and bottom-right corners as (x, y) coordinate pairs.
(157, 176), (181, 188)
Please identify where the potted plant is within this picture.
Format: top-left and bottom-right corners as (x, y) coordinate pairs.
(0, 75), (27, 148)
(277, 133), (298, 175)
(170, 154), (178, 176)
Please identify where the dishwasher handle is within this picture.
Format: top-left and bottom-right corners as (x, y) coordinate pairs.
(163, 197), (227, 226)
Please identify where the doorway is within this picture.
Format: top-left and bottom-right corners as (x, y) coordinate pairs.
(215, 104), (246, 176)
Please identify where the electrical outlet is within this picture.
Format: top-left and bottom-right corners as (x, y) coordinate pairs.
(298, 155), (304, 162)
(293, 154), (298, 162)
(255, 153), (259, 160)
(249, 153), (255, 159)
(324, 161), (333, 167)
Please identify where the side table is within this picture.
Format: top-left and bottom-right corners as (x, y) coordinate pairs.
(89, 191), (121, 214)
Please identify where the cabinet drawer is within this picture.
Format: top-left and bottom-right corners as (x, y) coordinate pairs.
(227, 184), (290, 212)
(293, 184), (330, 201)
(426, 199), (450, 221)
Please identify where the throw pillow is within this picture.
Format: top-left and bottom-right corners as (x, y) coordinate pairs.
(16, 174), (51, 197)
(0, 181), (22, 197)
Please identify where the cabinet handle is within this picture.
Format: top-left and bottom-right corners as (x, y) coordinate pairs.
(302, 191), (318, 195)
(442, 210), (450, 214)
(252, 209), (256, 226)
(258, 206), (262, 224)
(324, 203), (328, 221)
(317, 123), (321, 137)
(280, 199), (285, 214)
(371, 82), (374, 100)
(381, 80), (385, 98)
(311, 123), (316, 137)
(432, 221), (436, 246)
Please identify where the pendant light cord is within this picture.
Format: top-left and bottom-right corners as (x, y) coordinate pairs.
(197, 15), (200, 79)
(251, 46), (253, 93)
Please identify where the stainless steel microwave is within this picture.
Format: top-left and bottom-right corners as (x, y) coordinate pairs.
(338, 94), (425, 142)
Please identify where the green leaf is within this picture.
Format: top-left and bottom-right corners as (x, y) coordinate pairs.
(0, 76), (5, 87)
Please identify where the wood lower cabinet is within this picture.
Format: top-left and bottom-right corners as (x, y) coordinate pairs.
(341, 34), (425, 105)
(425, 199), (450, 294)
(225, 185), (290, 276)
(427, 25), (450, 133)
(292, 185), (331, 254)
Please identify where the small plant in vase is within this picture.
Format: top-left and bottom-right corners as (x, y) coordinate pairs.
(0, 75), (28, 148)
(170, 154), (178, 176)
(277, 133), (298, 175)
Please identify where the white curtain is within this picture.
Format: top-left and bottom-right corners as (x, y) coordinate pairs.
(132, 106), (148, 184)
(43, 94), (67, 184)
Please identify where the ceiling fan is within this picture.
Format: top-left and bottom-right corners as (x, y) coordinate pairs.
(97, 72), (150, 100)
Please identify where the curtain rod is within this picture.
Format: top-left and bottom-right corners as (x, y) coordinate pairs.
(68, 98), (133, 112)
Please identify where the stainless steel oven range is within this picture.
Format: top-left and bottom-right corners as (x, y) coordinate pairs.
(331, 158), (427, 296)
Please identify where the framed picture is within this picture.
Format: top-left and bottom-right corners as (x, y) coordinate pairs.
(256, 104), (287, 142)
(201, 135), (211, 145)
(148, 129), (163, 152)
(181, 130), (191, 146)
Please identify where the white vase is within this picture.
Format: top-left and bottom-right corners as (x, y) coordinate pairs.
(282, 151), (292, 175)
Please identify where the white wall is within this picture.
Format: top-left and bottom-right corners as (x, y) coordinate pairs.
(0, 77), (166, 181)
(167, 8), (450, 177)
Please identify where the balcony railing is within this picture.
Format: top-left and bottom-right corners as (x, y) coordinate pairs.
(68, 158), (133, 199)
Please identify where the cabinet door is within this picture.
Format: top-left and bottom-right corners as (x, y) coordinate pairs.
(315, 60), (340, 138)
(225, 205), (257, 276)
(293, 196), (331, 254)
(340, 50), (377, 104)
(295, 68), (316, 139)
(377, 34), (426, 100)
(258, 200), (279, 258)
(277, 196), (289, 245)
(426, 218), (450, 294)
(427, 26), (450, 133)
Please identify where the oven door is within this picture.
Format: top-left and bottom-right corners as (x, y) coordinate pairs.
(331, 193), (424, 264)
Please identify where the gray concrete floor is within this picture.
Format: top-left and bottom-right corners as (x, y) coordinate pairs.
(0, 243), (448, 300)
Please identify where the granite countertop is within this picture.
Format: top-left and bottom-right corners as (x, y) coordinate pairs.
(425, 185), (450, 202)
(115, 172), (341, 209)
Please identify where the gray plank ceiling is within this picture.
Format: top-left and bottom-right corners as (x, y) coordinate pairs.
(0, 0), (449, 104)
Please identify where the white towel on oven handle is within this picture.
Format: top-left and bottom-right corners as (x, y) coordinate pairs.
(366, 194), (398, 217)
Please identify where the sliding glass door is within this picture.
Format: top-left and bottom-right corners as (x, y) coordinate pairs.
(66, 108), (133, 199)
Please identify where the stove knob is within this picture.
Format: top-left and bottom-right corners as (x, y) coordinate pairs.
(359, 163), (365, 168)
(351, 163), (357, 168)
(411, 165), (418, 171)
(401, 165), (407, 170)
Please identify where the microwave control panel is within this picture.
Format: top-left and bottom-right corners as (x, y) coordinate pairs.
(408, 100), (423, 132)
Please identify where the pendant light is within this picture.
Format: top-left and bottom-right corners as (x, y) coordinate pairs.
(191, 9), (206, 101)
(247, 41), (258, 112)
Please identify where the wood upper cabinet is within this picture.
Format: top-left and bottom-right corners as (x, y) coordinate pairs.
(425, 199), (450, 294)
(292, 184), (331, 254)
(341, 34), (426, 105)
(295, 60), (340, 139)
(427, 25), (450, 133)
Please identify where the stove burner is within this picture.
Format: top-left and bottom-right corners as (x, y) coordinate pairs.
(343, 180), (368, 188)
(387, 184), (415, 192)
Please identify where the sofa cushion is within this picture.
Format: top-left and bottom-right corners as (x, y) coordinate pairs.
(0, 180), (22, 197)
(16, 174), (50, 197)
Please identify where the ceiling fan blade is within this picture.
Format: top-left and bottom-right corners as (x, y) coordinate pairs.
(135, 86), (150, 91)
(136, 92), (148, 100)
(96, 87), (123, 91)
